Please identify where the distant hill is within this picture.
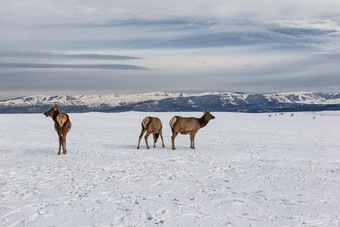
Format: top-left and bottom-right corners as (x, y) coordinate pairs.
(0, 91), (339, 113)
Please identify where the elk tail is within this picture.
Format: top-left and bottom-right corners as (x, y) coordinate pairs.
(57, 120), (64, 136)
(169, 117), (177, 133)
(56, 114), (68, 136)
(142, 117), (150, 129)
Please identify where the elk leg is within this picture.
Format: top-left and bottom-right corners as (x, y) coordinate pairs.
(58, 135), (62, 155)
(192, 133), (196, 149)
(171, 132), (178, 150)
(144, 131), (151, 149)
(190, 133), (194, 148)
(160, 130), (165, 147)
(153, 133), (156, 147)
(137, 128), (146, 149)
(62, 135), (67, 154)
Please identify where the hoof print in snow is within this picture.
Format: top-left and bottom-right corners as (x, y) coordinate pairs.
(155, 220), (165, 224)
(145, 214), (153, 221)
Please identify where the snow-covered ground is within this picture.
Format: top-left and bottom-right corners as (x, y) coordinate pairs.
(0, 111), (339, 226)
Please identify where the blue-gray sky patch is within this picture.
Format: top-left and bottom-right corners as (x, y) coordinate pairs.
(0, 0), (340, 98)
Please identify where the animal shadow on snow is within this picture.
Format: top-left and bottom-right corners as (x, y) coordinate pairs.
(116, 143), (177, 151)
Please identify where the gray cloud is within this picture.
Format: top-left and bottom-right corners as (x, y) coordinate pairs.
(2, 0), (340, 25)
(85, 19), (206, 28)
(269, 28), (337, 37)
(0, 63), (147, 70)
(42, 28), (327, 50)
(0, 51), (139, 60)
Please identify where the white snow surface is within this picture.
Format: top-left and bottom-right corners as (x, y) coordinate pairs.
(0, 111), (339, 226)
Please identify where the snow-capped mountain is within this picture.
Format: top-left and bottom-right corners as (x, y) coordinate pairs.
(0, 92), (182, 108)
(0, 91), (339, 113)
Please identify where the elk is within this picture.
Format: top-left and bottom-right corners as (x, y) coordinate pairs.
(169, 110), (215, 150)
(44, 105), (72, 155)
(137, 117), (165, 149)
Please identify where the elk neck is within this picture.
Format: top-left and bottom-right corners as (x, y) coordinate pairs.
(52, 110), (60, 122)
(199, 115), (210, 128)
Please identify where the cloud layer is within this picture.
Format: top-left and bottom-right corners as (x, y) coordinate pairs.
(0, 0), (340, 98)
(0, 63), (147, 70)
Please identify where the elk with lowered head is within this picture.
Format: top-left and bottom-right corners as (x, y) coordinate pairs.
(44, 105), (72, 155)
(137, 116), (165, 149)
(169, 110), (215, 150)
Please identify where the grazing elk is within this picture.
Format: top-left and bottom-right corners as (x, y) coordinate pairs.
(44, 105), (72, 155)
(169, 110), (215, 150)
(137, 117), (165, 149)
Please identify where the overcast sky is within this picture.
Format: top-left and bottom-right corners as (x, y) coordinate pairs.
(1, 0), (340, 99)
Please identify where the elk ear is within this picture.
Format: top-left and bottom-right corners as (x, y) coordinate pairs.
(142, 117), (150, 128)
(203, 109), (207, 114)
(208, 111), (211, 114)
(53, 105), (58, 111)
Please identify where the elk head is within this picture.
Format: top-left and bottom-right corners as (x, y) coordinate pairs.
(203, 109), (215, 120)
(44, 105), (59, 118)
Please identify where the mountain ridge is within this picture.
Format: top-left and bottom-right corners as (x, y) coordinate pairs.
(1, 91), (339, 113)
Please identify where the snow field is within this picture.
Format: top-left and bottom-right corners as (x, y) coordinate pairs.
(0, 111), (339, 226)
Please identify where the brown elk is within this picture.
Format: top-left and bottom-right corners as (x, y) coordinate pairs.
(44, 105), (72, 155)
(169, 110), (215, 150)
(137, 117), (165, 149)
